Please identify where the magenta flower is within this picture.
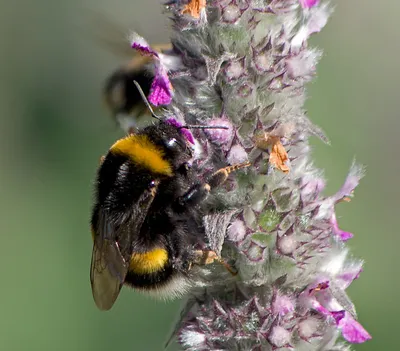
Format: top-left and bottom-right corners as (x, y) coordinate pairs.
(148, 66), (173, 106)
(130, 32), (177, 107)
(292, 4), (331, 49)
(129, 33), (159, 57)
(331, 213), (354, 241)
(332, 162), (365, 203)
(297, 258), (371, 344)
(299, 0), (320, 8)
(165, 117), (195, 144)
(333, 311), (372, 344)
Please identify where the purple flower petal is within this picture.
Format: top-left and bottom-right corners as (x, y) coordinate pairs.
(148, 67), (173, 106)
(308, 281), (329, 294)
(337, 263), (363, 289)
(310, 298), (331, 316)
(130, 33), (159, 57)
(299, 0), (320, 8)
(331, 213), (353, 241)
(299, 281), (331, 316)
(303, 284), (371, 344)
(307, 5), (331, 35)
(291, 5), (331, 49)
(333, 311), (372, 344)
(331, 310), (346, 324)
(165, 118), (182, 129)
(165, 118), (195, 144)
(332, 162), (365, 203)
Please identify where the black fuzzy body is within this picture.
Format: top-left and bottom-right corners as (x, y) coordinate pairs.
(104, 67), (153, 116)
(90, 121), (206, 309)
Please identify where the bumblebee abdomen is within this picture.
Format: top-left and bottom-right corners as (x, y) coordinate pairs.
(125, 248), (174, 288)
(104, 68), (153, 115)
(129, 248), (169, 275)
(124, 247), (192, 297)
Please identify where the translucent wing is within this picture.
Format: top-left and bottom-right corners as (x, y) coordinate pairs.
(90, 210), (128, 311)
(90, 240), (126, 310)
(84, 9), (138, 59)
(90, 182), (159, 310)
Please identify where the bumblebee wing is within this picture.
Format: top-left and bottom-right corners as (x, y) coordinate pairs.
(83, 10), (172, 60)
(90, 210), (128, 311)
(85, 10), (140, 59)
(90, 237), (127, 311)
(90, 183), (159, 310)
(116, 183), (160, 258)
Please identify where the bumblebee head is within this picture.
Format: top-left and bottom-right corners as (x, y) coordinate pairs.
(131, 80), (228, 164)
(142, 119), (194, 169)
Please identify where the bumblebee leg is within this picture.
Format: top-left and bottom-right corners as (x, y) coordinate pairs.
(193, 249), (218, 265)
(193, 250), (237, 276)
(207, 162), (251, 189)
(176, 162), (251, 208)
(176, 183), (211, 208)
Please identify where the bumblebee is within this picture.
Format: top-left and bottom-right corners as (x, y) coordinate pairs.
(88, 12), (171, 129)
(103, 44), (172, 131)
(90, 87), (249, 310)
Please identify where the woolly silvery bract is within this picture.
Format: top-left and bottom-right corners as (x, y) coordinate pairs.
(126, 0), (371, 349)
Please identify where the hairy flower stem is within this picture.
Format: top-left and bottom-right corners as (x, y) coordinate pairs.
(129, 0), (371, 349)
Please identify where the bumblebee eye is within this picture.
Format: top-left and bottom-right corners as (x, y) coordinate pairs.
(149, 180), (156, 188)
(165, 137), (185, 151)
(167, 138), (177, 147)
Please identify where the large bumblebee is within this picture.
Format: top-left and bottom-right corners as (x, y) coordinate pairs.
(90, 85), (249, 310)
(103, 44), (172, 130)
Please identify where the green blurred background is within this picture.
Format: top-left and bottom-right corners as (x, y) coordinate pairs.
(0, 0), (394, 350)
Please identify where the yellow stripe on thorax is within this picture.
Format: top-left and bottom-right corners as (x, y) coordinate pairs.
(129, 248), (169, 275)
(110, 135), (173, 176)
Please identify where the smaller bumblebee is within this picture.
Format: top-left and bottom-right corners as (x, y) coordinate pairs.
(90, 13), (171, 129)
(103, 44), (172, 131)
(90, 82), (250, 310)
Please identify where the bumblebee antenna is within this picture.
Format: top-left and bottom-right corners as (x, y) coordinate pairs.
(133, 80), (228, 130)
(133, 80), (161, 120)
(179, 125), (229, 130)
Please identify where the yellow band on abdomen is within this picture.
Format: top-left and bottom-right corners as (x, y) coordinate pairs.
(129, 248), (169, 275)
